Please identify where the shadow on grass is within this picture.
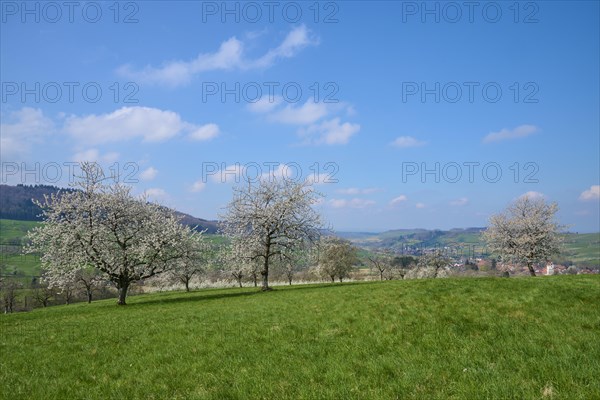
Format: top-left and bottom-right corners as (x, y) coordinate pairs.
(128, 281), (377, 307)
(127, 289), (261, 307)
(277, 281), (377, 293)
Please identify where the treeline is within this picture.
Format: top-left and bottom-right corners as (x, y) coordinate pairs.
(0, 184), (70, 221)
(0, 184), (219, 233)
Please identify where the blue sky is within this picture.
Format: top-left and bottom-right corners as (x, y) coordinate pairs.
(1, 1), (599, 232)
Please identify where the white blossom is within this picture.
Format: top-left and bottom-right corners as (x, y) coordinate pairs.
(219, 176), (323, 291)
(26, 162), (201, 305)
(483, 196), (564, 276)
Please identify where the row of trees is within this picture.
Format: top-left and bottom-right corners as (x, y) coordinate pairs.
(25, 164), (202, 305)
(21, 162), (565, 307)
(23, 164), (350, 305)
(0, 272), (116, 313)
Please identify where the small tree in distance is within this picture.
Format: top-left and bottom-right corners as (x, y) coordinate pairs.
(1, 278), (21, 313)
(317, 237), (359, 282)
(392, 255), (417, 279)
(168, 235), (213, 292)
(417, 250), (451, 278)
(219, 238), (255, 288)
(484, 195), (564, 277)
(369, 252), (394, 281)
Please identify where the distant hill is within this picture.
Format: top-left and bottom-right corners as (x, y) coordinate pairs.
(0, 184), (218, 233)
(340, 227), (486, 248)
(339, 227), (599, 267)
(0, 184), (74, 221)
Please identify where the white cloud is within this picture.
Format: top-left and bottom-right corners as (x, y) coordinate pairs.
(212, 164), (246, 184)
(250, 25), (318, 68)
(190, 180), (206, 193)
(0, 107), (54, 159)
(579, 185), (600, 201)
(72, 149), (119, 164)
(117, 37), (243, 87)
(299, 118), (360, 145)
(519, 191), (545, 201)
(248, 95), (359, 145)
(305, 173), (334, 185)
(188, 123), (220, 141)
(450, 197), (469, 206)
(389, 195), (408, 206)
(261, 164), (291, 181)
(63, 106), (218, 145)
(247, 96), (283, 113)
(329, 198), (376, 209)
(116, 25), (317, 87)
(338, 188), (379, 195)
(269, 100), (330, 125)
(140, 167), (158, 181)
(391, 136), (427, 148)
(145, 188), (167, 200)
(483, 124), (539, 143)
(415, 202), (426, 209)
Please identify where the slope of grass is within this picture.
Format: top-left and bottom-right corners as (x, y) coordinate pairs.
(0, 219), (39, 244)
(1, 276), (599, 399)
(562, 233), (600, 266)
(0, 219), (41, 279)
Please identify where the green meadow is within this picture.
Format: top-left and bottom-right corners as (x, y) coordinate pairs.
(1, 276), (598, 399)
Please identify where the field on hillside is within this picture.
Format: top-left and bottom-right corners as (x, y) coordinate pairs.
(0, 219), (41, 278)
(2, 219), (599, 282)
(1, 276), (599, 399)
(0, 219), (230, 280)
(561, 233), (600, 266)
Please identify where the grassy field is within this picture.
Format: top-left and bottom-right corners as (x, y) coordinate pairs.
(561, 233), (600, 266)
(0, 219), (39, 243)
(0, 219), (41, 279)
(1, 276), (598, 399)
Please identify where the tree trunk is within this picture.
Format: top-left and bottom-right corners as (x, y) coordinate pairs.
(117, 282), (129, 305)
(253, 274), (258, 287)
(330, 275), (335, 283)
(87, 289), (92, 303)
(261, 240), (272, 291)
(527, 262), (536, 277)
(288, 276), (292, 285)
(185, 279), (190, 292)
(237, 277), (243, 288)
(261, 269), (271, 291)
(261, 255), (271, 291)
(380, 271), (384, 280)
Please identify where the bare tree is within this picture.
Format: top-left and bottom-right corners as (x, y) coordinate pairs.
(390, 256), (416, 280)
(368, 252), (394, 281)
(60, 280), (77, 305)
(26, 163), (201, 305)
(1, 278), (21, 313)
(76, 268), (105, 303)
(32, 279), (54, 307)
(220, 176), (322, 291)
(484, 196), (564, 277)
